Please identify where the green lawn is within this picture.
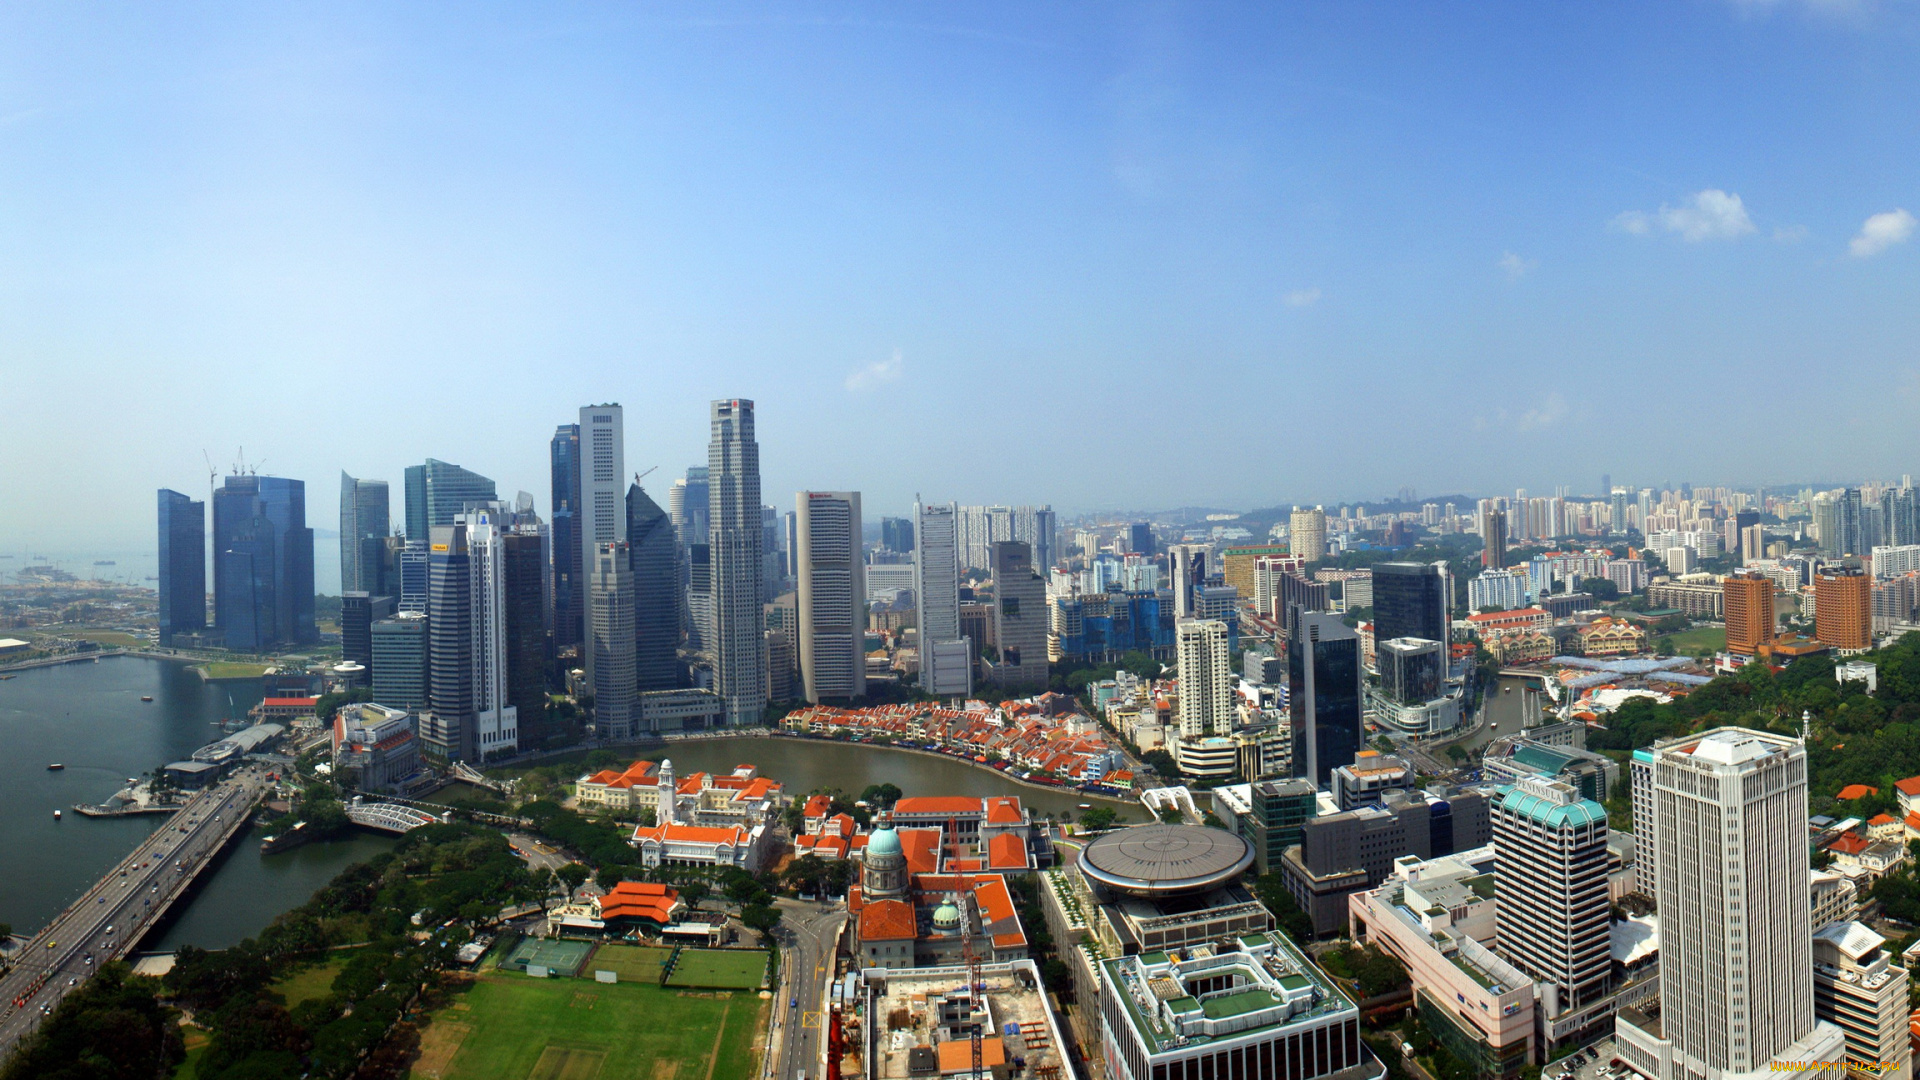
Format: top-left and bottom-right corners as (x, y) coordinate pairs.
(273, 952), (356, 1009)
(1661, 626), (1727, 656)
(588, 944), (677, 983)
(666, 949), (769, 990)
(197, 661), (272, 680)
(407, 972), (765, 1080)
(67, 630), (145, 648)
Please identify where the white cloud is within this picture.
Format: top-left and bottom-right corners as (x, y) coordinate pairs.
(845, 349), (904, 392)
(1772, 224), (1809, 243)
(1283, 287), (1322, 308)
(1516, 392), (1569, 432)
(1849, 209), (1915, 258)
(1497, 251), (1536, 279)
(1613, 189), (1757, 242)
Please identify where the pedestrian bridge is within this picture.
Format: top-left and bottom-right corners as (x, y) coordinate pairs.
(346, 798), (448, 834)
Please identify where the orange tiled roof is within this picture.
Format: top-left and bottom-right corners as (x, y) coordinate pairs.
(598, 880), (680, 923)
(899, 828), (943, 875)
(1837, 785), (1880, 801)
(860, 899), (916, 941)
(632, 823), (749, 846)
(984, 797), (1025, 826)
(804, 794), (832, 817)
(1828, 832), (1870, 856)
(1896, 777), (1920, 797)
(1870, 814), (1899, 827)
(987, 832), (1028, 871)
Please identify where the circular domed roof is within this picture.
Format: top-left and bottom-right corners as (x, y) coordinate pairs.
(1077, 824), (1253, 897)
(933, 902), (962, 928)
(867, 826), (902, 857)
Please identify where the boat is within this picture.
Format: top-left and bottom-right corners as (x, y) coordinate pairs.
(93, 560), (116, 566)
(47, 763), (65, 771)
(140, 696), (153, 702)
(53, 809), (62, 819)
(0, 674), (15, 680)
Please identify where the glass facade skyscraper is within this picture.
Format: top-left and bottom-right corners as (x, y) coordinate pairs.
(403, 459), (496, 542)
(338, 471), (390, 595)
(628, 483), (680, 692)
(424, 523), (474, 760)
(708, 399), (766, 726)
(1371, 561), (1448, 645)
(1288, 605), (1362, 786)
(157, 488), (206, 645)
(550, 423), (582, 656)
(211, 474), (315, 651)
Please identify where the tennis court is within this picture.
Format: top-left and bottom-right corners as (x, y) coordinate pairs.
(588, 944), (678, 983)
(504, 937), (594, 977)
(665, 948), (769, 990)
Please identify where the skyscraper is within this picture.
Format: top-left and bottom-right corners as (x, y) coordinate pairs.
(1371, 562), (1448, 645)
(1723, 572), (1776, 656)
(880, 516), (915, 554)
(589, 540), (636, 739)
(576, 406), (626, 690)
(672, 466), (711, 546)
(1618, 728), (1845, 1079)
(157, 488), (206, 646)
(340, 592), (393, 674)
(1814, 568), (1871, 652)
(1491, 778), (1612, 1034)
(503, 530), (548, 749)
(915, 501), (972, 697)
(462, 508), (518, 759)
(212, 474), (316, 651)
(625, 482), (680, 693)
(1175, 619), (1233, 739)
(403, 459), (497, 541)
(1884, 487), (1919, 549)
(988, 541), (1048, 692)
(1481, 508), (1508, 569)
(423, 522), (474, 760)
(797, 491), (866, 703)
(370, 612), (429, 712)
(1288, 605), (1362, 786)
(1289, 506), (1327, 562)
(1126, 521), (1153, 556)
(396, 540), (429, 615)
(550, 423), (583, 656)
(338, 472), (390, 596)
(708, 399), (766, 725)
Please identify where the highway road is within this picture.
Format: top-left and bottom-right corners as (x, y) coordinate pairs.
(767, 898), (846, 1080)
(0, 766), (267, 1056)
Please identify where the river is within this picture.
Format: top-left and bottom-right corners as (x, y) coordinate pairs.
(0, 655), (394, 950)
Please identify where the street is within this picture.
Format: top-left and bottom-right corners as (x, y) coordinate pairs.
(0, 766), (267, 1055)
(766, 897), (845, 1080)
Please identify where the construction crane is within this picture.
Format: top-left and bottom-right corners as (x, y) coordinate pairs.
(201, 451), (219, 506)
(958, 885), (985, 1080)
(633, 465), (659, 487)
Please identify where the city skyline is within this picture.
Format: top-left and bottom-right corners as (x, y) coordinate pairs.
(5, 3), (1920, 552)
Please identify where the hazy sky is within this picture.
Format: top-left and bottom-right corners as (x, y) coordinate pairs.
(3, 1), (1918, 552)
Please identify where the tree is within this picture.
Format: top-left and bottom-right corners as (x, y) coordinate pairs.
(1080, 807), (1118, 832)
(1157, 804), (1184, 825)
(860, 783), (903, 809)
(1445, 745), (1468, 764)
(681, 881), (712, 910)
(1579, 576), (1620, 602)
(741, 902), (783, 943)
(555, 863), (591, 894)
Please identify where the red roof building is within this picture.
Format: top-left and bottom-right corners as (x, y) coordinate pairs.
(595, 881), (684, 925)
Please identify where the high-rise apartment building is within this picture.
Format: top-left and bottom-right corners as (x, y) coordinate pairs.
(338, 472), (390, 597)
(1372, 562), (1449, 645)
(212, 474), (316, 651)
(502, 530), (548, 749)
(1290, 506), (1327, 562)
(796, 491), (866, 703)
(1289, 606), (1362, 786)
(1723, 572), (1776, 656)
(1617, 728), (1846, 1080)
(157, 488), (206, 645)
(1482, 508), (1508, 569)
(589, 540), (636, 739)
(1491, 778), (1613, 1039)
(627, 483), (680, 692)
(914, 501), (972, 697)
(988, 541), (1048, 692)
(1884, 487), (1919, 550)
(1814, 568), (1871, 652)
(1175, 619), (1233, 739)
(403, 459), (496, 541)
(370, 612), (429, 712)
(550, 423), (583, 656)
(708, 399), (766, 725)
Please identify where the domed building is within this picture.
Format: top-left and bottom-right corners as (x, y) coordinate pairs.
(863, 824), (908, 900)
(850, 816), (1030, 971)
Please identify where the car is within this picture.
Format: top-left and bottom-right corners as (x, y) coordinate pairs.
(791, 998), (799, 1008)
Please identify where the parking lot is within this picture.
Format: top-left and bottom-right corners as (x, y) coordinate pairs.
(1544, 1037), (1626, 1080)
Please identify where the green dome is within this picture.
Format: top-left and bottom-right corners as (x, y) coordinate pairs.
(933, 902), (962, 928)
(868, 826), (902, 857)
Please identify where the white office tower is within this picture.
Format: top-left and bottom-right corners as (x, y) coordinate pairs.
(1617, 728), (1846, 1080)
(796, 491), (865, 703)
(1170, 544), (1200, 617)
(1491, 777), (1612, 1044)
(578, 404), (625, 687)
(462, 508), (519, 756)
(914, 501), (972, 698)
(1811, 921), (1911, 1076)
(588, 541), (636, 739)
(708, 399), (766, 726)
(1174, 619), (1232, 739)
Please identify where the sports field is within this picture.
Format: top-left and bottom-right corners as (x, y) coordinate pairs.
(504, 937), (593, 977)
(588, 944), (676, 983)
(665, 949), (768, 990)
(407, 973), (766, 1080)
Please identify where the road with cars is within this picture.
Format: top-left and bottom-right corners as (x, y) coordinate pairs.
(0, 767), (266, 1055)
(766, 898), (846, 1080)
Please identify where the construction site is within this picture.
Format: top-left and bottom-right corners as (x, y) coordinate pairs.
(850, 960), (1069, 1080)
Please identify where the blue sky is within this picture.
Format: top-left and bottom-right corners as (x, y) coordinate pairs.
(2, 1), (1917, 552)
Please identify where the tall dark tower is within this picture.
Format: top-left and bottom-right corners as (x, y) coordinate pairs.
(1288, 605), (1362, 786)
(628, 482), (681, 692)
(550, 423), (582, 658)
(708, 399), (766, 726)
(157, 489), (206, 646)
(1371, 562), (1448, 645)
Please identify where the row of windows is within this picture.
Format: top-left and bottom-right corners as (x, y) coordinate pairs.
(1145, 1020), (1361, 1080)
